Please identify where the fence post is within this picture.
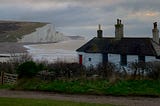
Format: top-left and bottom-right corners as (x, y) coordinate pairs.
(1, 71), (4, 85)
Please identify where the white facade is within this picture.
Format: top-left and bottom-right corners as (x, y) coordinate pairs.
(0, 53), (27, 62)
(78, 52), (160, 68)
(78, 52), (102, 68)
(109, 54), (160, 66)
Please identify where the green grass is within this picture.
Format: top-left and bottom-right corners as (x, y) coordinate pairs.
(105, 80), (160, 96)
(0, 84), (14, 89)
(0, 97), (115, 106)
(14, 79), (109, 94)
(14, 79), (160, 96)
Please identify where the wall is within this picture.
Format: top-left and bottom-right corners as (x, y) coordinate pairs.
(146, 56), (160, 62)
(18, 24), (64, 43)
(0, 53), (27, 62)
(109, 54), (160, 66)
(77, 52), (160, 68)
(0, 57), (9, 62)
(78, 52), (102, 68)
(108, 54), (120, 66)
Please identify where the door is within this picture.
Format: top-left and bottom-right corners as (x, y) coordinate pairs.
(103, 53), (108, 64)
(79, 55), (82, 65)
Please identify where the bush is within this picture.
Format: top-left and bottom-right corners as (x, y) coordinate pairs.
(17, 61), (39, 78)
(47, 62), (86, 79)
(97, 62), (116, 79)
(0, 53), (33, 74)
(146, 62), (160, 80)
(128, 61), (160, 80)
(129, 62), (148, 79)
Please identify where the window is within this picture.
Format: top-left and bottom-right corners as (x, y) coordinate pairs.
(88, 58), (91, 61)
(120, 54), (127, 66)
(138, 55), (145, 62)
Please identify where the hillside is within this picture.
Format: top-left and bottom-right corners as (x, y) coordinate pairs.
(0, 21), (47, 42)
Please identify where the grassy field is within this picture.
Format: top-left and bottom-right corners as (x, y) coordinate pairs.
(0, 97), (114, 106)
(0, 21), (46, 42)
(12, 79), (160, 96)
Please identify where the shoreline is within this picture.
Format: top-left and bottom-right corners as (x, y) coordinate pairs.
(23, 39), (87, 62)
(0, 38), (87, 62)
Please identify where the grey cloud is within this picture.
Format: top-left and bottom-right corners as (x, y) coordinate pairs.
(118, 0), (160, 12)
(0, 0), (160, 38)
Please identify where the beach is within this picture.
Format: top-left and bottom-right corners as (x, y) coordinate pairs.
(24, 39), (87, 63)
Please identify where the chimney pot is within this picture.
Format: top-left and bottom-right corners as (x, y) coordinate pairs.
(97, 24), (103, 38)
(120, 20), (121, 24)
(152, 22), (159, 44)
(154, 22), (157, 29)
(115, 19), (124, 40)
(99, 24), (101, 30)
(117, 19), (119, 24)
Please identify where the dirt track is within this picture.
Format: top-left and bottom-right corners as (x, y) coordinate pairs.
(0, 89), (160, 106)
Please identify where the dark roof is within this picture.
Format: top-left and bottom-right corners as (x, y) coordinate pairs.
(76, 37), (160, 56)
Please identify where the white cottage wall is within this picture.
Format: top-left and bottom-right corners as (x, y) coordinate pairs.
(108, 54), (160, 65)
(108, 54), (120, 66)
(78, 52), (102, 68)
(146, 56), (160, 62)
(127, 55), (138, 64)
(78, 52), (160, 68)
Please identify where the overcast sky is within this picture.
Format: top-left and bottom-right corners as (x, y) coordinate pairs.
(1, 0), (160, 39)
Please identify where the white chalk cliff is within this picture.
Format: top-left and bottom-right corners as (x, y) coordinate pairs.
(18, 24), (64, 43)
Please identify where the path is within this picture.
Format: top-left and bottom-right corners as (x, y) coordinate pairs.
(0, 89), (160, 106)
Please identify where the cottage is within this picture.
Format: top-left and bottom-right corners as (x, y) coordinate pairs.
(76, 19), (160, 68)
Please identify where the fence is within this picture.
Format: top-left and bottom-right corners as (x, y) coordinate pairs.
(0, 72), (18, 85)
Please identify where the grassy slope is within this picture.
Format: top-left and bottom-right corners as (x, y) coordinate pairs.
(0, 97), (114, 106)
(0, 21), (47, 42)
(13, 79), (160, 96)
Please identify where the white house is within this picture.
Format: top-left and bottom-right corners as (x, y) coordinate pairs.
(76, 19), (160, 68)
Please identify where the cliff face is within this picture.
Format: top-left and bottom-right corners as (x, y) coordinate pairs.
(18, 24), (64, 43)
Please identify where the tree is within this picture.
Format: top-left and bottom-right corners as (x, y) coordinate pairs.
(17, 61), (38, 78)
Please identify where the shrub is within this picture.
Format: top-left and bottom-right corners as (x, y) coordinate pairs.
(17, 61), (38, 78)
(128, 62), (150, 79)
(146, 62), (160, 80)
(97, 62), (116, 80)
(128, 61), (160, 80)
(47, 62), (86, 79)
(0, 53), (33, 74)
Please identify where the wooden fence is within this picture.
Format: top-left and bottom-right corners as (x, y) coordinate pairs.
(0, 72), (18, 85)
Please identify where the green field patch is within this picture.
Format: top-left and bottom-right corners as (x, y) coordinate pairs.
(0, 97), (115, 106)
(12, 78), (160, 96)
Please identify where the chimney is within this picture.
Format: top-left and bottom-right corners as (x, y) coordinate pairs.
(115, 19), (124, 39)
(152, 22), (159, 44)
(97, 24), (103, 38)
